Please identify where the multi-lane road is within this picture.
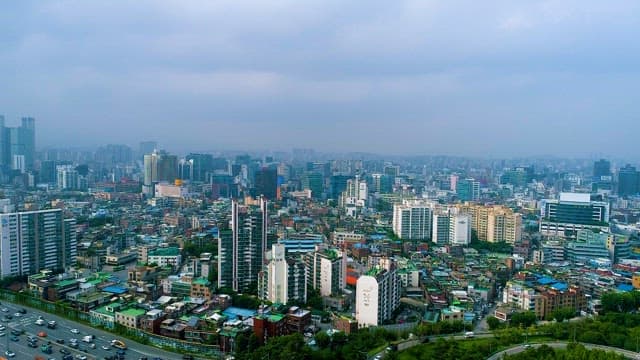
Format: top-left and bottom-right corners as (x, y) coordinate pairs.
(0, 300), (186, 360)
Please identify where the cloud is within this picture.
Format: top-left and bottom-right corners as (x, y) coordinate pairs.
(0, 1), (639, 158)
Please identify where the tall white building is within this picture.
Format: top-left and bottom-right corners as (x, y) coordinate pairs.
(259, 243), (307, 304)
(432, 209), (471, 246)
(0, 209), (76, 278)
(304, 245), (347, 297)
(392, 200), (434, 240)
(355, 261), (400, 327)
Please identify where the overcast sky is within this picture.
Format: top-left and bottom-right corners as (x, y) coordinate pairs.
(1, 1), (639, 158)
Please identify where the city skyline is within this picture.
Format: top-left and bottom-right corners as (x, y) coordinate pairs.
(2, 1), (640, 157)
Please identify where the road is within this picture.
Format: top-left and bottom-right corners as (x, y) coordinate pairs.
(487, 342), (640, 360)
(0, 299), (185, 360)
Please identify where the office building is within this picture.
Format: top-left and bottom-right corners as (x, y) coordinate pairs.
(255, 167), (278, 200)
(370, 173), (393, 194)
(143, 150), (178, 196)
(355, 261), (400, 327)
(618, 164), (640, 197)
(258, 243), (307, 304)
(0, 209), (76, 278)
(392, 200), (434, 241)
(301, 171), (323, 199)
(330, 175), (351, 199)
(456, 178), (480, 202)
(594, 159), (611, 178)
(277, 233), (324, 254)
(0, 116), (36, 170)
(185, 153), (213, 182)
(218, 197), (268, 293)
(304, 245), (346, 297)
(539, 193), (609, 238)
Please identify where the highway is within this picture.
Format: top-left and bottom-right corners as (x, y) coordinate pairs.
(487, 341), (640, 360)
(0, 299), (186, 360)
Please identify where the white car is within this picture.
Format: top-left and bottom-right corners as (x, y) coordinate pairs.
(4, 350), (15, 358)
(101, 345), (110, 350)
(75, 355), (87, 360)
(1, 308), (7, 312)
(0, 325), (5, 331)
(70, 328), (80, 334)
(13, 313), (20, 317)
(0, 332), (5, 337)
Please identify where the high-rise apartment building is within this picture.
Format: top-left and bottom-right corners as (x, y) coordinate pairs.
(0, 116), (36, 171)
(432, 210), (471, 246)
(258, 243), (307, 304)
(457, 204), (522, 243)
(355, 261), (400, 327)
(0, 209), (76, 278)
(218, 198), (268, 293)
(392, 200), (434, 240)
(539, 192), (609, 238)
(304, 245), (346, 297)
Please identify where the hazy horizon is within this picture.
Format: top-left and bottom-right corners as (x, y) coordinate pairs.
(2, 1), (639, 159)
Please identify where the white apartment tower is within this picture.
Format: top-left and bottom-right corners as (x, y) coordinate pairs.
(393, 200), (434, 240)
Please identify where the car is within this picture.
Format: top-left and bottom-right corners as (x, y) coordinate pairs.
(0, 325), (5, 331)
(524, 344), (532, 348)
(4, 350), (15, 357)
(18, 308), (26, 314)
(75, 355), (87, 360)
(56, 339), (65, 344)
(13, 312), (20, 317)
(60, 348), (69, 354)
(10, 330), (20, 336)
(10, 335), (18, 341)
(70, 328), (80, 334)
(0, 332), (4, 337)
(1, 308), (7, 312)
(101, 345), (110, 351)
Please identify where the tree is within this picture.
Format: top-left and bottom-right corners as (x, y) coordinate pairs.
(487, 316), (502, 330)
(510, 311), (537, 328)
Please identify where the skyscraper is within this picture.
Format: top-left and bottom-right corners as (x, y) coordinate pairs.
(143, 150), (178, 196)
(218, 197), (268, 293)
(0, 116), (36, 171)
(0, 209), (76, 278)
(618, 164), (640, 197)
(255, 167), (278, 200)
(593, 159), (611, 178)
(456, 178), (480, 202)
(355, 260), (400, 328)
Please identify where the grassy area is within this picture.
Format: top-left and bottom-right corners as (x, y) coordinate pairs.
(368, 343), (389, 357)
(397, 334), (557, 360)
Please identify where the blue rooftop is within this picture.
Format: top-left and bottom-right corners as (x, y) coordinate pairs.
(551, 282), (568, 291)
(102, 286), (127, 294)
(537, 277), (556, 285)
(617, 284), (634, 292)
(222, 307), (257, 320)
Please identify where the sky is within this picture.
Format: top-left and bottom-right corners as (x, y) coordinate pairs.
(1, 1), (640, 158)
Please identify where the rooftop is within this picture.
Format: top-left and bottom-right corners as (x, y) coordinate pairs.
(149, 247), (181, 257)
(118, 308), (146, 317)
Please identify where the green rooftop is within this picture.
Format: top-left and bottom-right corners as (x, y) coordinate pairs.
(55, 279), (78, 288)
(193, 278), (210, 286)
(118, 308), (146, 317)
(149, 247), (180, 256)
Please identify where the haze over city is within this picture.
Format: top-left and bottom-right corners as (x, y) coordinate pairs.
(1, 1), (639, 157)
